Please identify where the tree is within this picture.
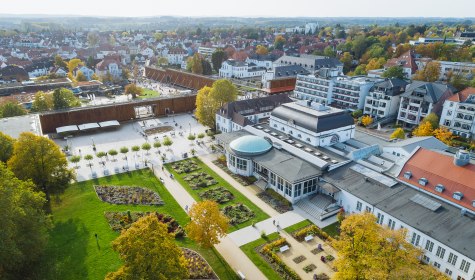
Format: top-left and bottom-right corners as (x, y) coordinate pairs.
(413, 61), (441, 82)
(131, 145), (140, 157)
(0, 163), (51, 278)
(0, 132), (14, 162)
(433, 127), (454, 145)
(91, 73), (100, 81)
(84, 154), (94, 169)
(163, 137), (173, 148)
(121, 68), (130, 80)
(106, 214), (188, 280)
(124, 84), (143, 99)
(390, 127), (406, 140)
(195, 80), (237, 128)
(31, 91), (53, 112)
(191, 53), (204, 74)
(96, 151), (106, 165)
(0, 101), (27, 118)
(448, 72), (469, 91)
(86, 56), (95, 68)
(69, 155), (81, 168)
(153, 32), (164, 41)
(353, 65), (367, 75)
(141, 142), (151, 155)
(340, 52), (353, 74)
(351, 109), (363, 119)
(361, 115), (374, 127)
(323, 46), (336, 57)
(202, 60), (212, 75)
(87, 32), (100, 47)
(67, 58), (83, 75)
(75, 70), (87, 82)
(423, 112), (439, 129)
(52, 88), (80, 110)
(54, 55), (67, 68)
(365, 57), (386, 72)
(7, 132), (75, 200)
(120, 146), (129, 157)
(255, 45), (269, 55)
(108, 149), (118, 161)
(211, 49), (227, 72)
(274, 35), (286, 50)
(382, 66), (405, 79)
(412, 121), (434, 136)
(186, 200), (229, 248)
(157, 56), (168, 66)
(333, 212), (448, 280)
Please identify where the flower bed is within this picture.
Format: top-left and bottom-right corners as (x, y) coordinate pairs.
(183, 248), (218, 279)
(104, 211), (184, 237)
(199, 186), (234, 204)
(314, 273), (330, 280)
(171, 160), (200, 174)
(143, 125), (173, 135)
(183, 172), (218, 189)
(94, 185), (164, 205)
(222, 203), (255, 225)
(292, 225), (329, 242)
(293, 255), (306, 264)
(257, 189), (293, 214)
(256, 238), (300, 280)
(303, 264), (316, 273)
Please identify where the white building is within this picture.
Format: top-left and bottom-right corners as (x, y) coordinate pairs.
(261, 65), (309, 89)
(416, 59), (475, 81)
(409, 37), (469, 46)
(440, 87), (475, 139)
(363, 78), (409, 120)
(218, 59), (266, 79)
(95, 56), (122, 78)
(274, 54), (343, 73)
(246, 54), (278, 71)
(197, 46), (217, 59)
(166, 48), (187, 65)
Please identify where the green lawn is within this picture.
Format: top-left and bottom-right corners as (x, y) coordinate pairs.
(139, 88), (160, 99)
(322, 222), (340, 238)
(166, 158), (269, 231)
(240, 232), (281, 279)
(283, 219), (313, 234)
(33, 169), (238, 280)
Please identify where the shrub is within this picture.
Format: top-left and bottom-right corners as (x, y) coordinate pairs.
(197, 133), (205, 139)
(188, 134), (196, 140)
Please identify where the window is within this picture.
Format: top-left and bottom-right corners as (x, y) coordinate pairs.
(436, 246), (446, 259)
(460, 260), (471, 273)
(434, 262), (441, 269)
(422, 255), (430, 263)
(404, 171), (412, 179)
(270, 172), (276, 186)
(285, 181), (292, 196)
(453, 192), (464, 201)
(447, 110), (452, 116)
(425, 240), (434, 252)
(277, 177), (284, 191)
(388, 219), (396, 230)
(448, 253), (458, 266)
(445, 269), (452, 276)
(419, 178), (428, 186)
(444, 120), (451, 126)
(365, 206), (372, 212)
(236, 158), (247, 171)
(294, 183), (302, 197)
(377, 213), (385, 225)
(435, 184), (445, 193)
(229, 154), (236, 167)
(356, 201), (362, 211)
(411, 233), (421, 246)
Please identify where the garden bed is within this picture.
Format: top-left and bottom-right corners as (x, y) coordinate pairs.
(143, 125), (173, 135)
(199, 186), (234, 204)
(256, 238), (300, 280)
(183, 248), (218, 279)
(183, 172), (218, 189)
(292, 225), (329, 242)
(257, 189), (293, 213)
(104, 211), (183, 237)
(222, 203), (255, 225)
(212, 159), (257, 186)
(94, 185), (164, 205)
(303, 264), (316, 273)
(171, 160), (200, 174)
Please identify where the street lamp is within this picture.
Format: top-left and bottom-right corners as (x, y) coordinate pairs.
(172, 111), (175, 122)
(189, 122), (191, 134)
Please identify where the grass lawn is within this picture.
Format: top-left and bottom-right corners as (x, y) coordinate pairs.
(239, 232), (281, 280)
(322, 222), (340, 238)
(33, 169), (238, 280)
(283, 219), (313, 234)
(166, 158), (269, 232)
(139, 88), (160, 99)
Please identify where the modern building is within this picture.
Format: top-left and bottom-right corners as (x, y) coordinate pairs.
(261, 65), (309, 89)
(218, 59), (266, 79)
(215, 94), (293, 133)
(397, 81), (456, 127)
(440, 87), (475, 139)
(384, 50), (418, 79)
(363, 78), (409, 120)
(274, 54), (343, 73)
(197, 46), (217, 59)
(409, 37), (470, 46)
(415, 59), (475, 81)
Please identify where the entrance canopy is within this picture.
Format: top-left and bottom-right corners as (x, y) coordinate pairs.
(56, 125), (79, 134)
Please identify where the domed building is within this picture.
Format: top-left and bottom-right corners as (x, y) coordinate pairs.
(227, 135), (272, 176)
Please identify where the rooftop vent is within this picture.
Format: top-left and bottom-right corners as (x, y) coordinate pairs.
(418, 178), (428, 186)
(435, 184), (445, 193)
(453, 192), (464, 201)
(404, 171), (412, 179)
(454, 149), (470, 167)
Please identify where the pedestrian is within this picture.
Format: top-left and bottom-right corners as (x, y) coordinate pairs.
(273, 220), (275, 225)
(185, 205), (188, 212)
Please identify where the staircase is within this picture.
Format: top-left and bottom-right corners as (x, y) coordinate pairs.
(294, 194), (334, 218)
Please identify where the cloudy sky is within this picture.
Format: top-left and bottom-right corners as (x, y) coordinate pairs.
(2, 0), (475, 18)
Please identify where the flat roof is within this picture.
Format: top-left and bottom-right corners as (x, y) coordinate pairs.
(56, 125), (79, 134)
(78, 123), (100, 130)
(0, 114), (42, 138)
(98, 120), (120, 128)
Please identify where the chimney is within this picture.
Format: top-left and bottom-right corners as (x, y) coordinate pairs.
(454, 149), (470, 167)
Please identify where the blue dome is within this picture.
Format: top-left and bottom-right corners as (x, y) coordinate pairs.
(229, 135), (272, 156)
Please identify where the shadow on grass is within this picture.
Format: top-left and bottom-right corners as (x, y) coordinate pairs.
(34, 219), (89, 280)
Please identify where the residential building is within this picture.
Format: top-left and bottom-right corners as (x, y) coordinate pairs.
(166, 48), (187, 65)
(364, 78), (409, 120)
(409, 37), (470, 46)
(197, 46), (217, 59)
(384, 50), (418, 79)
(440, 87), (475, 139)
(246, 54), (279, 71)
(218, 59), (266, 79)
(75, 66), (95, 80)
(397, 81), (456, 128)
(274, 54), (343, 73)
(216, 94), (293, 133)
(95, 56), (122, 78)
(0, 65), (29, 82)
(382, 136), (448, 161)
(261, 65), (309, 89)
(415, 59), (475, 81)
(293, 68), (339, 105)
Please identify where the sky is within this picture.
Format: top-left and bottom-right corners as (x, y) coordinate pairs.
(2, 0), (475, 18)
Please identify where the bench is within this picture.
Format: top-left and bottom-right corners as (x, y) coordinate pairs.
(237, 271), (246, 280)
(305, 235), (314, 242)
(279, 245), (290, 253)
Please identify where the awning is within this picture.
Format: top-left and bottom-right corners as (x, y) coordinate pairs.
(320, 183), (340, 194)
(98, 120), (120, 128)
(78, 123), (100, 131)
(56, 125), (79, 134)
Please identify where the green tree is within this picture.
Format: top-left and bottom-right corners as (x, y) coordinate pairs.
(0, 163), (51, 279)
(106, 214), (189, 280)
(54, 55), (67, 68)
(69, 155), (81, 168)
(186, 200), (229, 248)
(87, 32), (100, 47)
(108, 149), (118, 161)
(31, 91), (53, 112)
(274, 35), (286, 50)
(52, 88), (80, 110)
(323, 46), (336, 57)
(75, 70), (87, 82)
(195, 79), (237, 128)
(0, 132), (14, 162)
(353, 65), (367, 75)
(163, 137), (173, 147)
(86, 56), (95, 68)
(131, 145), (140, 157)
(382, 66), (405, 79)
(423, 112), (439, 129)
(390, 128), (406, 140)
(157, 56), (168, 66)
(340, 52), (353, 74)
(202, 60), (212, 75)
(7, 132), (75, 200)
(191, 53), (204, 74)
(211, 49), (227, 72)
(0, 101), (27, 118)
(141, 142), (151, 155)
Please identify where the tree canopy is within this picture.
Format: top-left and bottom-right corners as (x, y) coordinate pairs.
(211, 49), (227, 72)
(124, 84), (143, 99)
(31, 91), (53, 112)
(8, 132), (75, 200)
(413, 61), (441, 82)
(195, 79), (237, 128)
(390, 127), (406, 140)
(52, 88), (80, 110)
(186, 200), (229, 248)
(191, 53), (204, 74)
(0, 101), (27, 118)
(382, 66), (405, 79)
(106, 214), (188, 280)
(0, 132), (14, 162)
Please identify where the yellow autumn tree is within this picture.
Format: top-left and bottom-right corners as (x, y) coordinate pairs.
(413, 61), (441, 82)
(186, 200), (229, 248)
(361, 115), (374, 127)
(333, 212), (449, 280)
(433, 127), (454, 145)
(390, 127), (406, 140)
(195, 86), (215, 128)
(255, 45), (269, 55)
(412, 121), (434, 136)
(106, 214), (189, 280)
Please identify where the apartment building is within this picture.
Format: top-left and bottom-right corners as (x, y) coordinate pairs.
(218, 59), (266, 79)
(440, 87), (475, 139)
(364, 78), (409, 120)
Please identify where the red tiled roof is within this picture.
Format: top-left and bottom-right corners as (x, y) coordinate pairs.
(384, 50), (418, 74)
(448, 87), (475, 102)
(398, 148), (475, 211)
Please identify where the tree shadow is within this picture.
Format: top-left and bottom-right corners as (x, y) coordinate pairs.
(32, 218), (89, 280)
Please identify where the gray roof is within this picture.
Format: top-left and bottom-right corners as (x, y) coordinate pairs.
(252, 148), (322, 183)
(385, 136), (448, 154)
(271, 102), (355, 133)
(314, 57), (343, 69)
(215, 130), (252, 146)
(401, 81), (457, 104)
(274, 65), (310, 78)
(324, 163), (475, 261)
(370, 78), (409, 96)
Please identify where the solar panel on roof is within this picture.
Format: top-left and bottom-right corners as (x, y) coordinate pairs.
(350, 164), (398, 188)
(410, 194), (442, 211)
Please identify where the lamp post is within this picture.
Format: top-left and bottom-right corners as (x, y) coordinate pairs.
(172, 111), (175, 122)
(189, 122), (191, 134)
